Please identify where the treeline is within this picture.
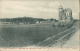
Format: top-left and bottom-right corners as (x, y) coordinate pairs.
(0, 17), (56, 24)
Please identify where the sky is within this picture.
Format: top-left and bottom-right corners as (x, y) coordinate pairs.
(0, 0), (79, 19)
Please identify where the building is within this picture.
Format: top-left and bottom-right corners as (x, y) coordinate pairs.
(59, 5), (73, 22)
(53, 5), (74, 27)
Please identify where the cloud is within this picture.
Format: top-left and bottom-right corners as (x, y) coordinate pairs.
(41, 3), (46, 6)
(1, 1), (58, 17)
(35, 7), (57, 13)
(49, 1), (60, 7)
(1, 1), (47, 13)
(72, 13), (79, 19)
(0, 1), (79, 19)
(73, 13), (77, 16)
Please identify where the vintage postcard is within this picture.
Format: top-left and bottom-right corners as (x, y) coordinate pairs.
(0, 0), (79, 51)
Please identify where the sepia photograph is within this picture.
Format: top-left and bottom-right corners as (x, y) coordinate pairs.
(0, 0), (79, 51)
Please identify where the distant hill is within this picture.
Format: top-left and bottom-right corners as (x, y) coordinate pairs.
(0, 17), (56, 24)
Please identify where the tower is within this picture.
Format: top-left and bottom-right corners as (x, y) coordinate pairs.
(59, 5), (63, 21)
(65, 8), (72, 21)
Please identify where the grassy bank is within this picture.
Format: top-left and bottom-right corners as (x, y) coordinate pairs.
(0, 23), (67, 47)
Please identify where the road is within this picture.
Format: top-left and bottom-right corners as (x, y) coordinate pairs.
(62, 29), (79, 47)
(37, 24), (78, 47)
